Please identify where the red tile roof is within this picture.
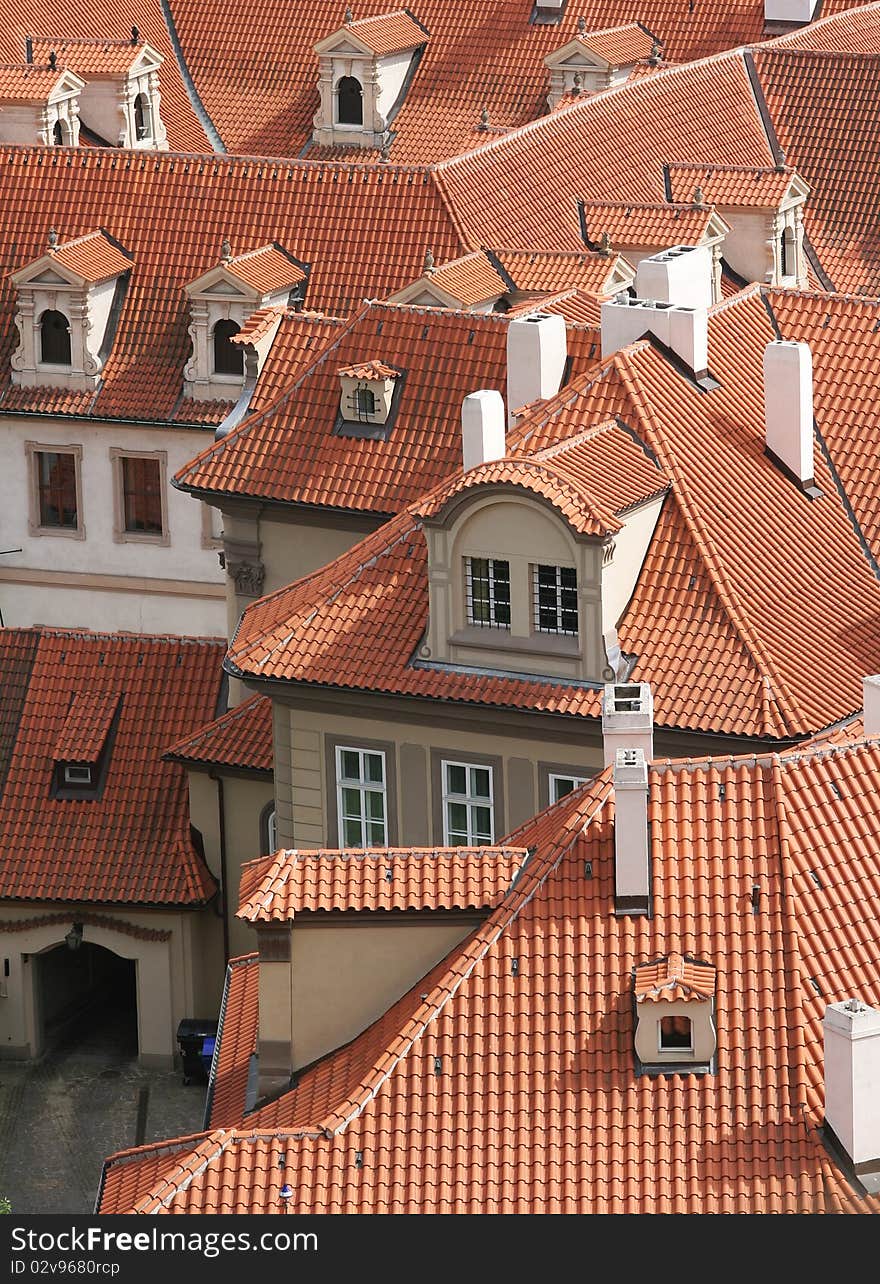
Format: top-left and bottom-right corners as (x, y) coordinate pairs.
(666, 162), (799, 207)
(204, 953), (259, 1129)
(30, 36), (152, 76)
(163, 694), (273, 774)
(573, 24), (658, 66)
(52, 689), (120, 763)
(0, 627), (224, 905)
(245, 311), (347, 412)
(99, 728), (880, 1213)
(417, 251), (508, 306)
(634, 952), (717, 1002)
(40, 228), (133, 283)
(494, 246), (630, 294)
(174, 304), (600, 515)
(222, 243), (307, 294)
(237, 845), (528, 920)
(507, 288), (602, 326)
(226, 290), (880, 740)
(341, 9), (429, 57)
(0, 149), (463, 423)
(0, 63), (72, 100)
(337, 359), (400, 380)
(229, 306), (285, 345)
(578, 201), (722, 250)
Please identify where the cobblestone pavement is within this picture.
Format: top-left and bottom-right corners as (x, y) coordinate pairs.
(0, 1017), (208, 1215)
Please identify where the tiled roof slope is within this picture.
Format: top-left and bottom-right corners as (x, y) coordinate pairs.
(768, 1), (880, 52)
(164, 694), (273, 774)
(0, 64), (69, 100)
(174, 305), (601, 515)
(417, 251), (508, 306)
(0, 628), (224, 905)
(30, 36), (149, 75)
(204, 953), (259, 1130)
(46, 229), (133, 282)
(226, 290), (880, 740)
(237, 846), (528, 920)
(0, 150), (463, 422)
(575, 23), (657, 65)
(493, 247), (628, 295)
(161, 0), (858, 161)
(99, 734), (880, 1214)
(666, 163), (797, 206)
(0, 4), (209, 150)
(341, 10), (429, 57)
(751, 48), (880, 294)
(579, 202), (721, 249)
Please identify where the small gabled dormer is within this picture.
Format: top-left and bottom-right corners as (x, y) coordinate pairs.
(0, 59), (84, 146)
(10, 228), (132, 391)
(544, 22), (658, 108)
(183, 242), (309, 401)
(633, 953), (717, 1074)
(32, 33), (167, 149)
(335, 360), (404, 438)
(312, 8), (429, 149)
(51, 689), (121, 799)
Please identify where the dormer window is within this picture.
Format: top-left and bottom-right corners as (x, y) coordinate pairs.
(355, 384), (376, 418)
(534, 563), (578, 635)
(52, 120), (63, 144)
(312, 10), (429, 148)
(10, 229), (132, 391)
(39, 309), (72, 366)
(213, 319), (244, 376)
(544, 23), (657, 108)
(633, 953), (717, 1075)
(51, 689), (121, 799)
(0, 63), (84, 148)
(337, 75), (363, 125)
(336, 361), (403, 438)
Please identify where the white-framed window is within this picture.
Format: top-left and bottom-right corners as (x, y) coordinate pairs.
(549, 773), (588, 804)
(659, 1015), (693, 1052)
(63, 764), (92, 785)
(336, 746), (387, 847)
(533, 563), (578, 635)
(465, 556), (511, 629)
(442, 760), (494, 846)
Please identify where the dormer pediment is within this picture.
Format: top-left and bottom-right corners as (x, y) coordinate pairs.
(545, 40), (612, 72)
(195, 273), (256, 300)
(24, 265), (80, 288)
(314, 34), (373, 57)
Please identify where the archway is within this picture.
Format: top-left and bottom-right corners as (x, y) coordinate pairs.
(35, 939), (137, 1059)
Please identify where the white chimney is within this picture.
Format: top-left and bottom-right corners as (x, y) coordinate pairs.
(823, 999), (880, 1170)
(602, 682), (654, 768)
(863, 675), (880, 736)
(763, 340), (815, 489)
(764, 0), (819, 23)
(635, 245), (713, 311)
(614, 747), (650, 913)
(461, 389), (506, 471)
(600, 297), (708, 377)
(506, 312), (567, 426)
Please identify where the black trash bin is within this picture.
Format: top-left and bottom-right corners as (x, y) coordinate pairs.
(176, 1018), (218, 1086)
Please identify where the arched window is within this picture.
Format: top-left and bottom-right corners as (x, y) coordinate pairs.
(212, 319), (243, 376)
(52, 120), (64, 145)
(133, 93), (151, 141)
(355, 385), (376, 419)
(259, 802), (278, 856)
(39, 310), (72, 365)
(780, 225), (796, 279)
(337, 76), (363, 126)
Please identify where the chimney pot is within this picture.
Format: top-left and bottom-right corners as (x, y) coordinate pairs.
(823, 999), (880, 1169)
(505, 311), (567, 428)
(602, 681), (654, 768)
(763, 339), (816, 491)
(635, 244), (713, 311)
(461, 389), (506, 472)
(601, 296), (708, 377)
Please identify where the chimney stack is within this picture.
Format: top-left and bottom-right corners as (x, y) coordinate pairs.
(823, 999), (880, 1172)
(613, 748), (650, 914)
(461, 389), (506, 472)
(506, 312), (567, 427)
(635, 245), (713, 311)
(763, 340), (817, 493)
(863, 675), (880, 736)
(600, 297), (708, 378)
(602, 682), (654, 768)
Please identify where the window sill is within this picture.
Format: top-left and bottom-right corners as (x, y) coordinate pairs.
(450, 627), (580, 660)
(113, 528), (170, 547)
(28, 521), (85, 541)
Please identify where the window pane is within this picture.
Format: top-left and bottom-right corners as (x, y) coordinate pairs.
(660, 1016), (692, 1049)
(552, 776), (576, 802)
(446, 764), (467, 796)
(341, 787), (363, 820)
(366, 790), (385, 822)
(367, 820), (386, 846)
(121, 457), (162, 534)
(37, 451), (77, 528)
(343, 817), (362, 846)
(365, 752), (384, 784)
(469, 767), (491, 799)
(340, 750), (360, 781)
(447, 801), (468, 834)
(472, 806), (492, 842)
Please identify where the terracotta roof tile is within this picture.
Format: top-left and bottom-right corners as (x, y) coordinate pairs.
(573, 23), (657, 66)
(164, 694), (273, 774)
(31, 36), (154, 76)
(666, 162), (799, 207)
(494, 246), (629, 295)
(0, 63), (72, 100)
(337, 359), (400, 380)
(418, 251), (508, 306)
(230, 306), (285, 346)
(579, 202), (722, 250)
(634, 952), (717, 1002)
(506, 287), (602, 326)
(52, 689), (120, 763)
(100, 729), (880, 1213)
(223, 244), (307, 294)
(0, 627), (224, 905)
(40, 228), (133, 283)
(204, 954), (259, 1129)
(342, 10), (429, 57)
(237, 845), (527, 920)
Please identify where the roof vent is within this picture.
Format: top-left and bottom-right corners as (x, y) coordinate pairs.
(763, 340), (820, 497)
(602, 681), (654, 768)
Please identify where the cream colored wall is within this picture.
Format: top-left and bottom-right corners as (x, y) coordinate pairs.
(0, 904), (222, 1067)
(424, 492), (607, 681)
(291, 917), (478, 1069)
(273, 702), (607, 850)
(715, 210), (775, 286)
(633, 997), (716, 1065)
(601, 496), (665, 634)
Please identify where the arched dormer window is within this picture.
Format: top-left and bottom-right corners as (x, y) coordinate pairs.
(337, 76), (363, 126)
(133, 93), (151, 141)
(212, 319), (243, 376)
(780, 225), (796, 279)
(40, 310), (72, 366)
(52, 120), (64, 145)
